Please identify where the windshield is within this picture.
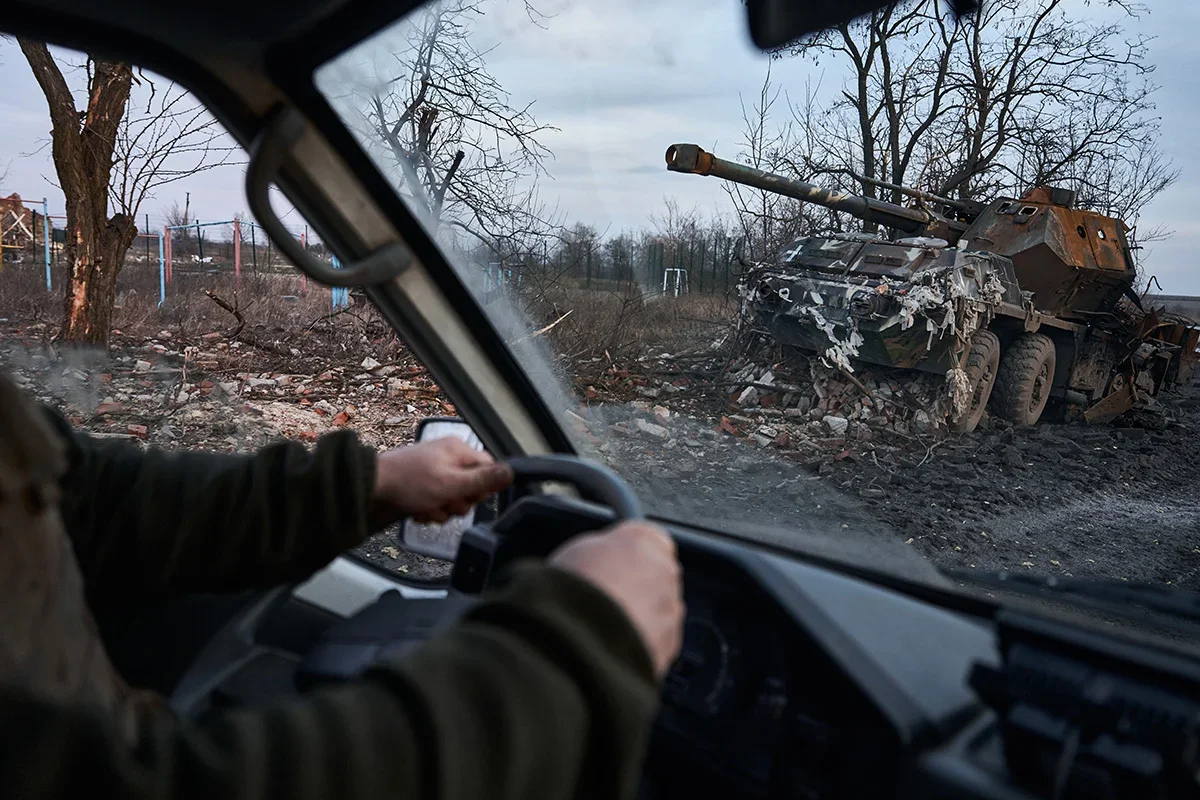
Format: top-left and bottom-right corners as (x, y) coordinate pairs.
(315, 1), (1200, 596)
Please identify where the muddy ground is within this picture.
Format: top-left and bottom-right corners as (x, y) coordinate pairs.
(3, 319), (1197, 591)
(594, 390), (1200, 589)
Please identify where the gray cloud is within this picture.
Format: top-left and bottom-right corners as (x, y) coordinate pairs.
(3, 1), (1200, 292)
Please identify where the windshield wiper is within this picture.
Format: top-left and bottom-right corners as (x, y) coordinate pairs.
(945, 568), (1200, 625)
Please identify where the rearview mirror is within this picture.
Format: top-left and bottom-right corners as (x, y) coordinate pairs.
(398, 417), (494, 561)
(745, 0), (978, 50)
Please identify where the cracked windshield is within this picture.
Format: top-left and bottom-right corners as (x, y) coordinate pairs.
(316, 0), (1200, 588)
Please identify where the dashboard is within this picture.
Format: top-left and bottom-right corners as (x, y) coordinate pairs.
(643, 543), (958, 800)
(189, 494), (1200, 800)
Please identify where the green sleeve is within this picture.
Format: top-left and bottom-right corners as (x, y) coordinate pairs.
(44, 406), (378, 597)
(0, 563), (660, 800)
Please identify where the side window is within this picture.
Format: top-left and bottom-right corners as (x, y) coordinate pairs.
(0, 41), (447, 579)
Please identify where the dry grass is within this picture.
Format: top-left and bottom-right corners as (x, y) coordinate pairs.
(0, 260), (400, 375)
(525, 285), (738, 369)
(1, 255), (739, 392)
(0, 263), (65, 326)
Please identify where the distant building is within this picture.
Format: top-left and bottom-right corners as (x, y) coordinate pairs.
(0, 193), (48, 250)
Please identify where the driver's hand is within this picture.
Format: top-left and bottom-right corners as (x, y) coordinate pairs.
(549, 521), (685, 678)
(373, 438), (513, 524)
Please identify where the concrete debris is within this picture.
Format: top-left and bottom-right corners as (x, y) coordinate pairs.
(823, 415), (849, 435)
(135, 360), (152, 371)
(635, 418), (670, 440)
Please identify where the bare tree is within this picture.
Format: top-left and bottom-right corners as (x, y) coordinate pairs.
(727, 69), (829, 258)
(650, 199), (703, 281)
(336, 0), (558, 251)
(772, 0), (1175, 235)
(18, 42), (235, 345)
(165, 200), (190, 229)
(112, 82), (235, 224)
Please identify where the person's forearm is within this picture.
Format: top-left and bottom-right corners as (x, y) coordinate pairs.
(46, 407), (378, 597)
(0, 563), (659, 800)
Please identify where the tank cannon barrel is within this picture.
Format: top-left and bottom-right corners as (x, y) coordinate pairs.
(665, 143), (944, 236)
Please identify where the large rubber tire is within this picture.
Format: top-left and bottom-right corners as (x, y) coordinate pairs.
(991, 332), (1057, 427)
(951, 330), (1001, 433)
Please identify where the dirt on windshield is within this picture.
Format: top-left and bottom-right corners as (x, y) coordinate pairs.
(588, 387), (1200, 590)
(1, 301), (1197, 589)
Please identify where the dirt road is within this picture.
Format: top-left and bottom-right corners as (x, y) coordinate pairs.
(589, 385), (1200, 588)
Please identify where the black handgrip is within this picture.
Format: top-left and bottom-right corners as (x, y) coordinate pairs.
(507, 455), (643, 520)
(245, 105), (412, 287)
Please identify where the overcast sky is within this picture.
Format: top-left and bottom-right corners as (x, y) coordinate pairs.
(4, 0), (1200, 293)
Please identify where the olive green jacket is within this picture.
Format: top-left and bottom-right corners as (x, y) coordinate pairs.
(0, 403), (658, 800)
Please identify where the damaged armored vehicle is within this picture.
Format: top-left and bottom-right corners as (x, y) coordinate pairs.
(666, 143), (1200, 432)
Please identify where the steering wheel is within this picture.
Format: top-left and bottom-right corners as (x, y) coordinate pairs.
(506, 455), (643, 518)
(169, 453), (641, 715)
(451, 454), (643, 593)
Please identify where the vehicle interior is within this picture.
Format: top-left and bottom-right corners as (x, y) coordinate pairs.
(4, 0), (1200, 798)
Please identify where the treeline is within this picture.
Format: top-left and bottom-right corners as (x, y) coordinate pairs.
(466, 209), (754, 296)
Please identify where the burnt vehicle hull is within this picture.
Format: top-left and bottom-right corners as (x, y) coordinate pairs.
(757, 308), (962, 373)
(743, 239), (1021, 378)
(667, 143), (1200, 430)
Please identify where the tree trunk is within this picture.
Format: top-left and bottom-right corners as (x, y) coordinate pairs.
(62, 214), (137, 344)
(19, 39), (134, 348)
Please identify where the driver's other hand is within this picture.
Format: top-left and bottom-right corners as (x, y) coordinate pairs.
(373, 438), (513, 524)
(549, 521), (684, 679)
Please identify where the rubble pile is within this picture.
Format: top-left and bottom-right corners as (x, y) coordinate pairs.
(720, 360), (958, 436)
(575, 347), (963, 478)
(0, 320), (457, 579)
(0, 322), (454, 450)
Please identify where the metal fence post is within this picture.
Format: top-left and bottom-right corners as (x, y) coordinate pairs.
(233, 217), (242, 284)
(331, 255), (349, 308)
(42, 198), (51, 291)
(158, 233), (166, 307)
(163, 225), (172, 284)
(299, 230), (307, 296)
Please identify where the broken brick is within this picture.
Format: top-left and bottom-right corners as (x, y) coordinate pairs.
(127, 424), (148, 439)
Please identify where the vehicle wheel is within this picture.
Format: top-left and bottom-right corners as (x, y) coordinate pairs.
(951, 330), (1001, 433)
(991, 332), (1057, 427)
